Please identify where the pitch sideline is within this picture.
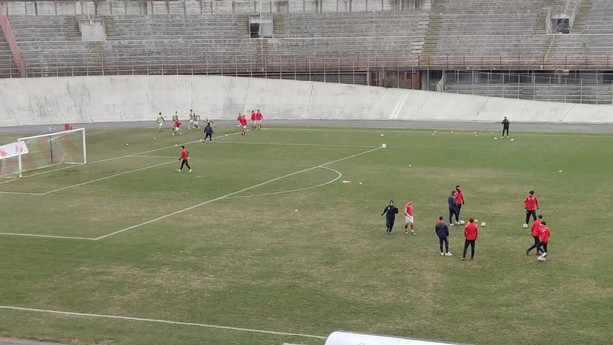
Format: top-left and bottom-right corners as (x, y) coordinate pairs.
(0, 305), (327, 340)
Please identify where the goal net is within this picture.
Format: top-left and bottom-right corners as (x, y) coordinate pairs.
(0, 128), (87, 178)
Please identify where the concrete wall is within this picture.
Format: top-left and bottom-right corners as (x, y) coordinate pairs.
(1, 0), (429, 15)
(0, 75), (611, 127)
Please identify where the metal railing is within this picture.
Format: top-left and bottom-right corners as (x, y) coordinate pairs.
(3, 54), (613, 79)
(1, 54), (612, 104)
(443, 70), (613, 104)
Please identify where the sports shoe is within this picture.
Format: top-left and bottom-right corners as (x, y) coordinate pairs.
(445, 252), (452, 256)
(461, 257), (466, 261)
(189, 169), (193, 173)
(404, 230), (408, 234)
(176, 169), (181, 172)
(455, 221), (460, 225)
(412, 230), (416, 235)
(441, 252), (445, 256)
(449, 223), (454, 227)
(525, 250), (530, 256)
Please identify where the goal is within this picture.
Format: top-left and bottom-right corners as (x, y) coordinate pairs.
(0, 128), (87, 178)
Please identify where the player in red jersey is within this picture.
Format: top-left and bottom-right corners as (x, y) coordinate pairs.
(255, 109), (263, 130)
(404, 199), (415, 234)
(525, 215), (544, 255)
(177, 145), (192, 173)
(239, 113), (248, 135)
(524, 190), (539, 227)
(250, 110), (256, 130)
(454, 185), (465, 222)
(536, 221), (551, 261)
(462, 218), (478, 260)
(172, 119), (182, 136)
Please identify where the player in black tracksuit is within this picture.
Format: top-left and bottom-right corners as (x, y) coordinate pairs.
(501, 116), (510, 137)
(381, 200), (399, 234)
(203, 122), (214, 142)
(435, 216), (451, 255)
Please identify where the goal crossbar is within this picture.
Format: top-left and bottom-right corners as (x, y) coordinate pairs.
(1, 128), (87, 178)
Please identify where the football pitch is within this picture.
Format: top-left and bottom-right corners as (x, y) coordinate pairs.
(0, 123), (611, 345)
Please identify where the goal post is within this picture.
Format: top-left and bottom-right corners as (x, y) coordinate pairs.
(0, 128), (87, 178)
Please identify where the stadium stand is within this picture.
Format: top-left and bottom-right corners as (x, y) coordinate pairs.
(0, 0), (612, 103)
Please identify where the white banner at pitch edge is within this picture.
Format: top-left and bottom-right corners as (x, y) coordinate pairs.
(0, 141), (29, 160)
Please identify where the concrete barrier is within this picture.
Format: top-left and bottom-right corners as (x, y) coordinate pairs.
(0, 75), (611, 127)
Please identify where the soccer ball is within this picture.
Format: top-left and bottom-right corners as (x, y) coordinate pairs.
(480, 222), (486, 227)
(537, 256), (547, 262)
(522, 224), (529, 228)
(459, 220), (465, 225)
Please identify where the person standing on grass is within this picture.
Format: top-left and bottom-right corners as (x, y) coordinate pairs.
(435, 216), (452, 256)
(255, 109), (263, 130)
(193, 112), (201, 130)
(526, 215), (544, 256)
(177, 145), (192, 173)
(462, 218), (478, 260)
(172, 111), (179, 122)
(250, 110), (256, 130)
(454, 185), (465, 221)
(501, 116), (510, 137)
(237, 113), (247, 135)
(156, 112), (165, 132)
(535, 221), (551, 261)
(188, 109), (194, 129)
(448, 190), (459, 226)
(381, 200), (399, 234)
(203, 122), (214, 142)
(404, 199), (415, 234)
(172, 119), (182, 136)
(524, 190), (539, 227)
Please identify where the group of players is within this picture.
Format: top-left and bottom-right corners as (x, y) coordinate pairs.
(156, 109), (206, 135)
(236, 110), (264, 135)
(382, 188), (552, 262)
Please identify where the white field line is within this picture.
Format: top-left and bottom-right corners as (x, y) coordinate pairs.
(0, 232), (96, 241)
(128, 155), (177, 159)
(215, 141), (377, 148)
(0, 161), (175, 196)
(226, 166), (342, 199)
(0, 167), (341, 241)
(0, 132), (242, 186)
(94, 146), (380, 240)
(0, 305), (327, 340)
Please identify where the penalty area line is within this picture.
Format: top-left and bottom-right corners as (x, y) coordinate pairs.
(0, 305), (327, 340)
(95, 146), (381, 240)
(0, 233), (96, 241)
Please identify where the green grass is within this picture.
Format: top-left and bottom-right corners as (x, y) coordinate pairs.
(0, 125), (611, 345)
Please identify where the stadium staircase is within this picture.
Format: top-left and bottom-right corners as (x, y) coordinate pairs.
(8, 15), (103, 76)
(0, 26), (20, 77)
(550, 0), (613, 59)
(422, 0), (554, 66)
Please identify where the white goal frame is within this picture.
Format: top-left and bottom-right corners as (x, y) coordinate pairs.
(14, 128), (87, 178)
